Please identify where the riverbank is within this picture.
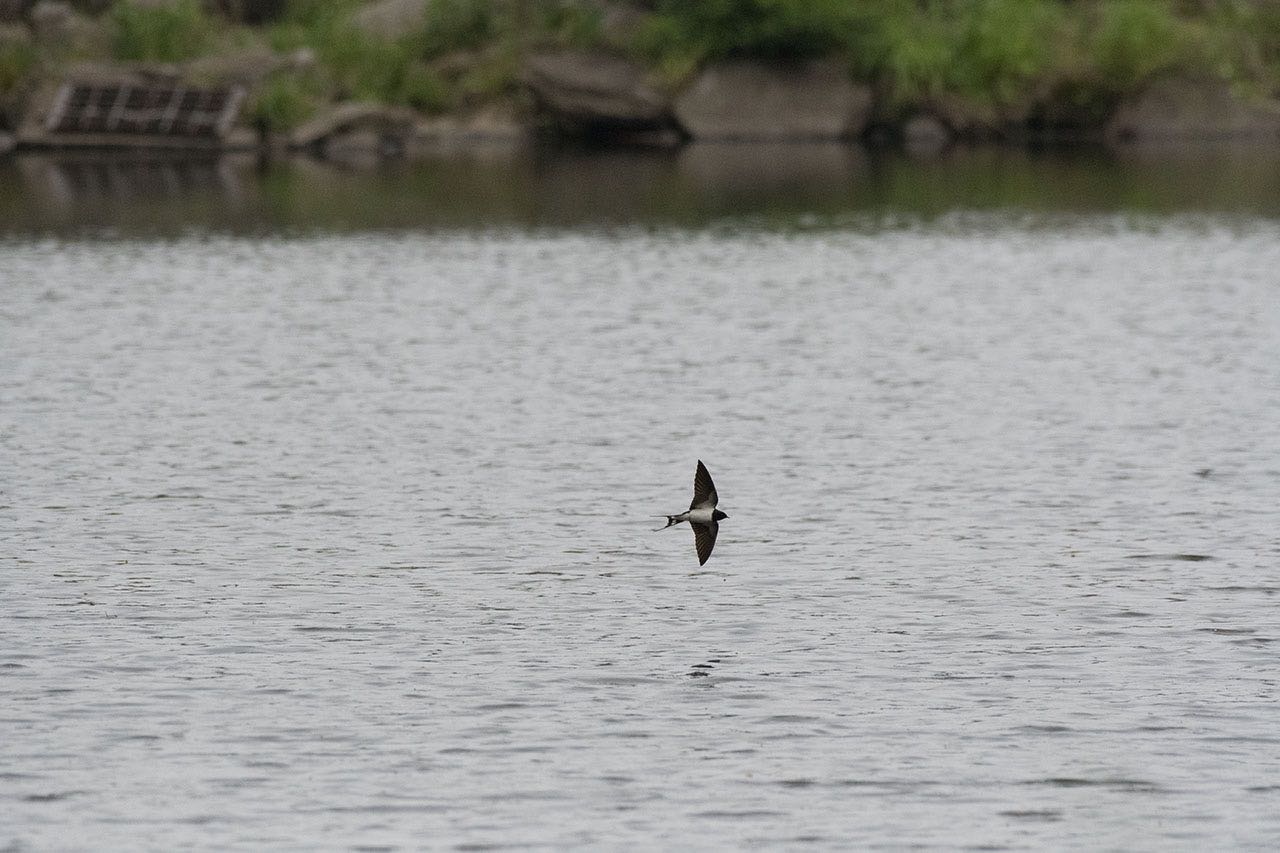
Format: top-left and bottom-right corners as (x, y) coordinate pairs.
(2, 0), (1280, 157)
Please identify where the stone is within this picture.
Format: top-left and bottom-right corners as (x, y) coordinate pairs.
(0, 21), (32, 49)
(596, 1), (652, 49)
(290, 101), (417, 150)
(522, 50), (669, 130)
(29, 0), (71, 42)
(408, 102), (530, 157)
(0, 0), (32, 24)
(674, 60), (872, 141)
(413, 101), (527, 142)
(29, 0), (107, 55)
(1106, 78), (1280, 142)
(902, 112), (953, 154)
(351, 0), (430, 41)
(185, 46), (286, 87)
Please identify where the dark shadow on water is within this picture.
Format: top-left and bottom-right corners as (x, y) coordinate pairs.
(2, 142), (1279, 237)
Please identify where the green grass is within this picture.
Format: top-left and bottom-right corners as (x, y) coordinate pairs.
(112, 0), (214, 62)
(248, 72), (323, 131)
(0, 39), (36, 94)
(1088, 0), (1195, 90)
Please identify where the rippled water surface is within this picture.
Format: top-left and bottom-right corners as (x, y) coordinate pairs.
(3, 220), (1280, 849)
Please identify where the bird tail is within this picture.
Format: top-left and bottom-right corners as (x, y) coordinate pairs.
(653, 515), (682, 531)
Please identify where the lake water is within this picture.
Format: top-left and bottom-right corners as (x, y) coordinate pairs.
(2, 147), (1280, 850)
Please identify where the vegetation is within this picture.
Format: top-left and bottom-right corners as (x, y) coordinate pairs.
(638, 0), (1280, 115)
(0, 39), (36, 95)
(7, 0), (1280, 133)
(112, 0), (213, 62)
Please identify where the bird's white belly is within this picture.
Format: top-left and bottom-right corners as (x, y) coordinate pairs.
(687, 506), (715, 524)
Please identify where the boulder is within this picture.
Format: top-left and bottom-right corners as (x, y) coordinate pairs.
(0, 0), (32, 23)
(902, 112), (953, 154)
(522, 50), (669, 130)
(674, 60), (872, 141)
(413, 101), (527, 142)
(351, 0), (430, 41)
(290, 101), (417, 152)
(29, 0), (71, 41)
(595, 1), (652, 49)
(0, 21), (31, 48)
(1106, 78), (1280, 142)
(185, 46), (287, 87)
(29, 0), (107, 55)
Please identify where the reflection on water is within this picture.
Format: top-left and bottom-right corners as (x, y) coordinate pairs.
(2, 142), (1279, 234)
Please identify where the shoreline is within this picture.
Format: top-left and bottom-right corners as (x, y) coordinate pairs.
(2, 3), (1279, 159)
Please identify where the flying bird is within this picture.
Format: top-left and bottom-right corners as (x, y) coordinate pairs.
(657, 460), (729, 565)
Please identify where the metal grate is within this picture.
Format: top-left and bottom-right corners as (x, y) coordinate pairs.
(45, 83), (244, 138)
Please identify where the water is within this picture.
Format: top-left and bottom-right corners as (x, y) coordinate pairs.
(3, 156), (1280, 849)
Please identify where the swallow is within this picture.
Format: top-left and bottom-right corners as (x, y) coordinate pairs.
(656, 460), (729, 565)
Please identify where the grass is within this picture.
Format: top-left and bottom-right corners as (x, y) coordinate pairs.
(0, 39), (36, 94)
(247, 72), (323, 132)
(111, 0), (214, 62)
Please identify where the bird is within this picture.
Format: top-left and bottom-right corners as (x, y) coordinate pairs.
(656, 460), (729, 565)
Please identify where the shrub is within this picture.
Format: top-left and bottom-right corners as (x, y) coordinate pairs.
(534, 0), (603, 49)
(950, 0), (1064, 104)
(639, 0), (863, 65)
(249, 73), (321, 131)
(421, 0), (502, 58)
(1088, 0), (1194, 89)
(0, 40), (36, 94)
(400, 63), (452, 113)
(112, 0), (214, 62)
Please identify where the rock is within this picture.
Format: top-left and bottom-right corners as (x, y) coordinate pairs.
(0, 1), (32, 24)
(29, 0), (106, 55)
(352, 0), (430, 41)
(522, 50), (669, 131)
(902, 112), (953, 154)
(674, 60), (872, 141)
(413, 101), (527, 142)
(29, 0), (71, 41)
(0, 21), (31, 48)
(1106, 78), (1280, 142)
(185, 46), (287, 87)
(408, 102), (530, 157)
(322, 127), (391, 165)
(0, 129), (14, 154)
(290, 101), (417, 152)
(596, 1), (652, 49)
(286, 47), (316, 73)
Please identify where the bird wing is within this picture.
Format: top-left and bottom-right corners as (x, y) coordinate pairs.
(691, 520), (718, 566)
(690, 460), (718, 510)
